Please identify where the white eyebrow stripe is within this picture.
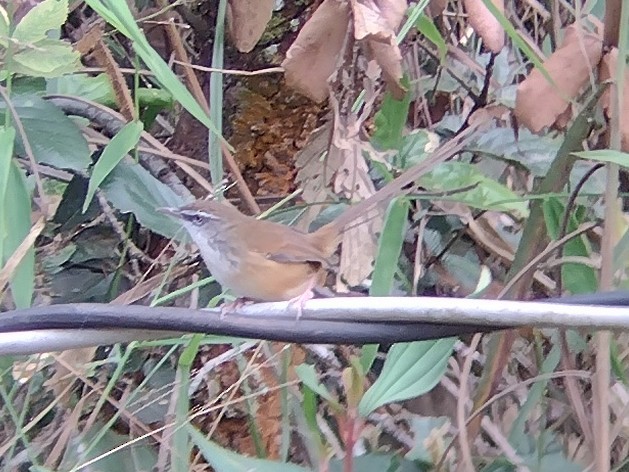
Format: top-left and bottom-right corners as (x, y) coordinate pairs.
(180, 211), (214, 219)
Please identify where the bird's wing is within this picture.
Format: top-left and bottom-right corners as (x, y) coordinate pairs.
(242, 221), (332, 267)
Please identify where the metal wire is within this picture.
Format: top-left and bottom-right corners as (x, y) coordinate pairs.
(2, 292), (629, 355)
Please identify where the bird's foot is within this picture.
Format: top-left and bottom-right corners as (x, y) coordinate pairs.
(287, 289), (315, 320)
(220, 298), (253, 319)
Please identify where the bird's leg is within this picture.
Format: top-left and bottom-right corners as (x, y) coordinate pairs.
(220, 297), (253, 319)
(287, 278), (317, 319)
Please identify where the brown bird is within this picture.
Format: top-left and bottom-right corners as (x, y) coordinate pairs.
(159, 200), (341, 310)
(159, 125), (479, 314)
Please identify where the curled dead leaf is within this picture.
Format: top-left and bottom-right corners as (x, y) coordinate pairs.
(463, 0), (505, 53)
(515, 24), (603, 133)
(226, 0), (275, 53)
(350, 0), (407, 41)
(351, 0), (407, 99)
(282, 0), (351, 102)
(331, 126), (381, 287)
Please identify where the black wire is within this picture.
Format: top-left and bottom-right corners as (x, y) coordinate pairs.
(2, 291), (629, 345)
(0, 303), (495, 344)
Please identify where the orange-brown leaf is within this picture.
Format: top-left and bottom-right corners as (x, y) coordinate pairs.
(282, 0), (351, 102)
(463, 0), (505, 53)
(515, 25), (602, 133)
(227, 0), (275, 53)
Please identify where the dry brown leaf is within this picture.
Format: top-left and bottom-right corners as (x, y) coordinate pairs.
(350, 0), (406, 41)
(282, 0), (350, 103)
(44, 348), (97, 406)
(364, 39), (405, 99)
(331, 126), (381, 287)
(226, 0), (275, 53)
(351, 0), (407, 99)
(515, 25), (603, 133)
(463, 0), (505, 53)
(600, 48), (629, 151)
(294, 122), (341, 232)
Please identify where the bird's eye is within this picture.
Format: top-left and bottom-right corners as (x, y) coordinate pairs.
(192, 215), (204, 226)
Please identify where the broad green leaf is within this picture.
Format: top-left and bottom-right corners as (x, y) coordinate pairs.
(406, 416), (449, 462)
(514, 430), (583, 472)
(371, 82), (412, 150)
(395, 129), (435, 169)
(2, 163), (34, 308)
(371, 198), (409, 296)
(84, 121), (143, 212)
(542, 198), (596, 293)
(294, 364), (337, 405)
(0, 94), (90, 171)
(12, 41), (80, 78)
(51, 73), (114, 103)
(573, 149), (629, 167)
(415, 14), (446, 62)
(188, 425), (308, 472)
(12, 0), (69, 43)
(420, 161), (529, 217)
(475, 127), (562, 177)
(58, 421), (157, 470)
(101, 159), (189, 239)
(359, 338), (455, 416)
(0, 126), (16, 262)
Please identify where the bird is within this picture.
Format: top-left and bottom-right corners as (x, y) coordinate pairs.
(158, 199), (342, 315)
(159, 124), (480, 315)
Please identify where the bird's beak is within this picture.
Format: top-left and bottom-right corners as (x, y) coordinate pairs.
(157, 207), (180, 218)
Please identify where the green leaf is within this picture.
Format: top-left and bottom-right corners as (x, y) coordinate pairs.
(542, 198), (597, 294)
(572, 149), (629, 167)
(51, 73), (115, 103)
(420, 162), (529, 217)
(0, 94), (90, 171)
(361, 198), (409, 374)
(11, 41), (80, 78)
(84, 0), (225, 147)
(406, 416), (449, 462)
(0, 6), (9, 46)
(508, 342), (560, 448)
(371, 198), (409, 296)
(330, 454), (421, 472)
(415, 14), (446, 62)
(2, 162), (34, 308)
(188, 425), (308, 472)
(294, 364), (337, 404)
(359, 338), (455, 416)
(84, 121), (143, 212)
(12, 0), (69, 44)
(395, 129), (434, 169)
(101, 159), (189, 239)
(371, 82), (412, 150)
(58, 421), (157, 470)
(0, 126), (16, 264)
